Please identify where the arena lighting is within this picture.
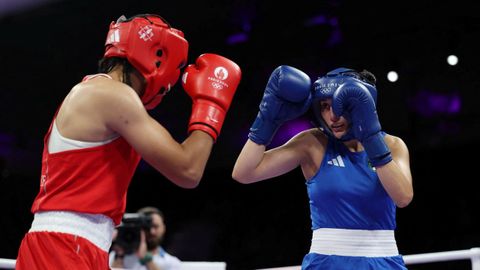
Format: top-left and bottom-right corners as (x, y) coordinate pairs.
(304, 15), (342, 47)
(409, 90), (461, 117)
(387, 71), (399, 82)
(225, 7), (253, 45)
(226, 32), (249, 45)
(447, 54), (459, 66)
(0, 0), (55, 17)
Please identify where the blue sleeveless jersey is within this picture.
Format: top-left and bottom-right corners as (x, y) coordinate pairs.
(306, 136), (396, 230)
(302, 135), (407, 270)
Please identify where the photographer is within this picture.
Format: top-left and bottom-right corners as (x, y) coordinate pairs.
(110, 207), (181, 270)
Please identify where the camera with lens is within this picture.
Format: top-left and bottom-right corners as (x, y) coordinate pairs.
(113, 213), (153, 254)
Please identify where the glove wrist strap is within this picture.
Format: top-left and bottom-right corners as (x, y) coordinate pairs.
(189, 100), (226, 141)
(362, 132), (392, 167)
(189, 124), (218, 141)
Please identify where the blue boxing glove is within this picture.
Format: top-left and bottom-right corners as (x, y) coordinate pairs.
(248, 65), (312, 145)
(332, 81), (392, 166)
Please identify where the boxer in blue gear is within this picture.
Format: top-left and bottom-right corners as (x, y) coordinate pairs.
(313, 67), (391, 166)
(233, 66), (413, 270)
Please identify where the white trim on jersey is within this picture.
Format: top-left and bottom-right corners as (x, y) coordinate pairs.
(48, 121), (119, 153)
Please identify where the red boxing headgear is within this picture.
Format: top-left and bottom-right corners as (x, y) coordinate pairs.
(104, 14), (188, 109)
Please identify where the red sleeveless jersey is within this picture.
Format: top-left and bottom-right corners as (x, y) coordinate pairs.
(31, 119), (141, 225)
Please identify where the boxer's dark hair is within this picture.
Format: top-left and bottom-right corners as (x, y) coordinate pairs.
(98, 57), (135, 88)
(358, 69), (376, 86)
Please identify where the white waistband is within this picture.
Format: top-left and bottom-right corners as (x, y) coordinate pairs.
(309, 228), (399, 257)
(29, 211), (114, 252)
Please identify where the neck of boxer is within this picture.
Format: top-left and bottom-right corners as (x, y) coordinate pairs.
(108, 64), (146, 97)
(343, 139), (363, 153)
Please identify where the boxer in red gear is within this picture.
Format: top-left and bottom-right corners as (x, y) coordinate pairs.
(15, 14), (241, 270)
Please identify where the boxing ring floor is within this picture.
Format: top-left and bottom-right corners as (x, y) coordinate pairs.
(1, 247), (479, 269)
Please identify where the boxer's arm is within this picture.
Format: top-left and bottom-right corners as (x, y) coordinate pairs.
(233, 65), (312, 183)
(232, 129), (316, 184)
(102, 82), (213, 189)
(376, 135), (413, 208)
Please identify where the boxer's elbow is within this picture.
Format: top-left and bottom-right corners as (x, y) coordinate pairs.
(170, 169), (203, 189)
(232, 170), (256, 184)
(395, 191), (413, 208)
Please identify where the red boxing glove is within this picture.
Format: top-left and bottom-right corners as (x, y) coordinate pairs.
(182, 53), (241, 140)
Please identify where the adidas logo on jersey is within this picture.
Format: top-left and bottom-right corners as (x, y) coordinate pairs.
(327, 155), (345, 167)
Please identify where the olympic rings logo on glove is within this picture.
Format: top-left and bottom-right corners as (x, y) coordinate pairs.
(212, 82), (224, 90)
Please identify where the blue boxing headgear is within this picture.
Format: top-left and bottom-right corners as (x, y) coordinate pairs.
(312, 67), (377, 141)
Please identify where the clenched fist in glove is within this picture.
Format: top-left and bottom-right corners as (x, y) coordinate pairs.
(248, 65), (312, 146)
(332, 81), (392, 166)
(182, 53), (241, 141)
